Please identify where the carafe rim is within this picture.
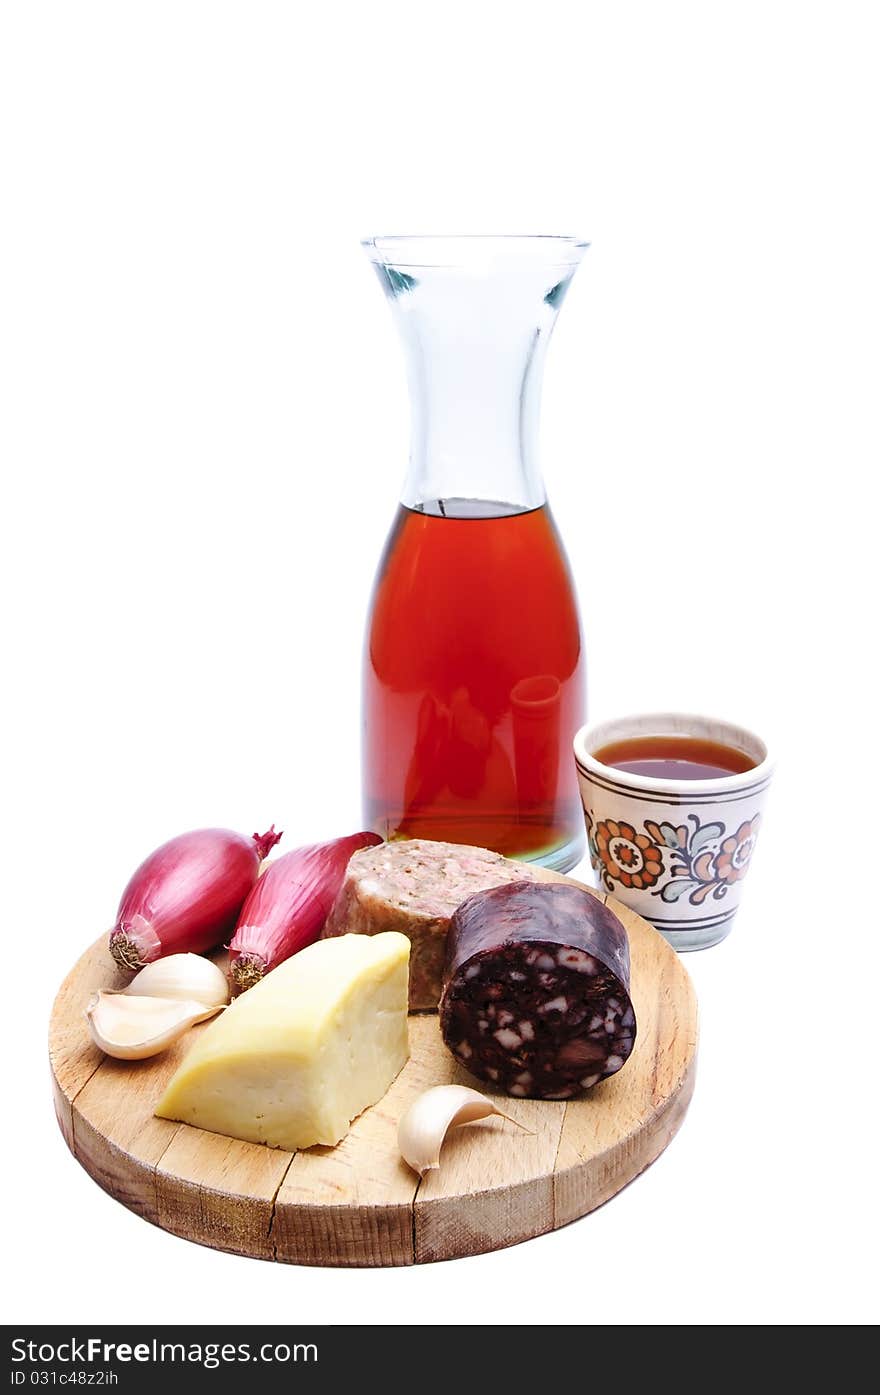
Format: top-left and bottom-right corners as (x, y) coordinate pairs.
(361, 233), (589, 267)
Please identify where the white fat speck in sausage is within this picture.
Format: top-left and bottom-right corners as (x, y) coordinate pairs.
(494, 1028), (523, 1049)
(538, 996), (568, 1015)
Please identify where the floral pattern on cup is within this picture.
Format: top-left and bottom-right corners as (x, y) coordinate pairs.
(593, 820), (664, 891)
(586, 811), (762, 907)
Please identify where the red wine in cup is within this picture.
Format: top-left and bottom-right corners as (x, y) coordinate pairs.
(593, 734), (756, 781)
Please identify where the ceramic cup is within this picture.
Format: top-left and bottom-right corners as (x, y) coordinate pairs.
(573, 713), (773, 950)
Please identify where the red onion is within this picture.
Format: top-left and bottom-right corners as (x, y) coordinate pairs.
(109, 826), (282, 972)
(228, 832), (382, 992)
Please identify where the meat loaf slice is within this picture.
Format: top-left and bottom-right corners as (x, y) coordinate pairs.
(321, 840), (543, 1010)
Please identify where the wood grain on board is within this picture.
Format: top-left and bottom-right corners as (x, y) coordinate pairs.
(48, 870), (698, 1265)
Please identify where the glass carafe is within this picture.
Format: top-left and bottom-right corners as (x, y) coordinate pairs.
(361, 235), (588, 872)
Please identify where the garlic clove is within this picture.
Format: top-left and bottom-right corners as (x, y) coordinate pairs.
(397, 1084), (531, 1177)
(85, 991), (223, 1060)
(121, 953), (229, 1009)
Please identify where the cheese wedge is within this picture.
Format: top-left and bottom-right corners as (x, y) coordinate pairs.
(155, 931), (410, 1150)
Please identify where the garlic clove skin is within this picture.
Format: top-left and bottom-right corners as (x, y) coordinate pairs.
(85, 991), (224, 1060)
(397, 1084), (529, 1177)
(120, 952), (229, 1009)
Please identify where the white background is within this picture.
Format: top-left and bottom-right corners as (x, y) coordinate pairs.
(2, 0), (878, 1327)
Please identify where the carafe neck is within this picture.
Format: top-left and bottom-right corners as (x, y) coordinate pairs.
(364, 236), (587, 517)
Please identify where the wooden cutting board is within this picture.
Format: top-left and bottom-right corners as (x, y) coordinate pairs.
(49, 871), (697, 1266)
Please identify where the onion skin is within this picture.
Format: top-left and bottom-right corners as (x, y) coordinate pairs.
(228, 832), (382, 992)
(109, 826), (282, 973)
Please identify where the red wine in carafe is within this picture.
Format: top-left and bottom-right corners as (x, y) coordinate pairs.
(363, 499), (586, 863)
